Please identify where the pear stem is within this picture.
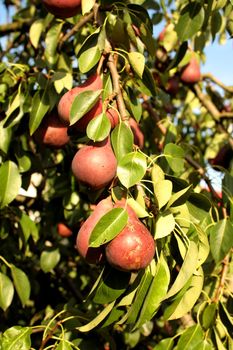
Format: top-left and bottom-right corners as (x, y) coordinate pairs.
(107, 54), (129, 121)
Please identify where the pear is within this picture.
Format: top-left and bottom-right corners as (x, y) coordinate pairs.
(71, 137), (117, 190)
(180, 57), (201, 84)
(129, 118), (144, 149)
(57, 223), (72, 238)
(58, 73), (103, 131)
(34, 112), (69, 148)
(76, 197), (113, 264)
(105, 200), (155, 272)
(42, 0), (81, 18)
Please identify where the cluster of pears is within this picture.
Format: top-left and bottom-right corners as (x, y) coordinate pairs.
(35, 71), (144, 190)
(76, 197), (156, 271)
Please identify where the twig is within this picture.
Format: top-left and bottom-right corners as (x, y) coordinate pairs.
(202, 73), (233, 94)
(0, 19), (32, 36)
(58, 11), (94, 50)
(193, 84), (220, 121)
(213, 254), (230, 303)
(107, 54), (128, 121)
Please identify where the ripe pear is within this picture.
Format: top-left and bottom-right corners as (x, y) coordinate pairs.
(34, 112), (69, 148)
(105, 200), (155, 272)
(58, 73), (103, 131)
(71, 137), (117, 190)
(180, 57), (201, 84)
(128, 118), (144, 149)
(42, 0), (81, 18)
(76, 197), (113, 264)
(57, 223), (72, 238)
(106, 105), (119, 129)
(166, 76), (180, 96)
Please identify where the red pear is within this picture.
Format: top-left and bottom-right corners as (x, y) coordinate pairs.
(57, 223), (73, 238)
(42, 0), (81, 18)
(105, 201), (155, 272)
(34, 112), (69, 148)
(76, 197), (113, 264)
(166, 76), (180, 95)
(71, 137), (117, 190)
(106, 105), (119, 129)
(180, 57), (201, 84)
(58, 73), (103, 131)
(129, 118), (144, 149)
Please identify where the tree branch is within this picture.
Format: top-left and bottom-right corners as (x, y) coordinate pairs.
(107, 53), (128, 121)
(202, 73), (233, 94)
(58, 11), (94, 50)
(0, 19), (32, 37)
(193, 84), (220, 121)
(213, 254), (230, 303)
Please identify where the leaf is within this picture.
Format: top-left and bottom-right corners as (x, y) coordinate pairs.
(86, 112), (111, 142)
(0, 121), (12, 154)
(77, 301), (115, 332)
(127, 267), (153, 325)
(70, 90), (102, 125)
(45, 22), (63, 66)
(209, 219), (233, 263)
(170, 204), (190, 234)
(175, 3), (205, 41)
(111, 122), (134, 161)
(93, 267), (131, 304)
(82, 0), (96, 15)
(127, 197), (149, 218)
(164, 143), (185, 173)
(11, 266), (30, 307)
(57, 340), (72, 350)
(165, 268), (204, 320)
(0, 161), (22, 208)
(128, 52), (145, 78)
(52, 71), (73, 94)
(117, 151), (147, 188)
(176, 324), (204, 350)
(151, 164), (165, 186)
(78, 32), (102, 73)
(19, 213), (39, 244)
(0, 273), (14, 311)
(201, 302), (217, 330)
(134, 254), (170, 328)
(154, 211), (176, 239)
(166, 185), (192, 208)
(167, 41), (188, 70)
(40, 249), (61, 273)
(154, 180), (173, 209)
(29, 89), (50, 135)
(153, 338), (174, 350)
(1, 326), (32, 350)
(125, 86), (142, 122)
(166, 241), (199, 299)
(29, 19), (44, 49)
(219, 302), (233, 338)
(136, 65), (156, 96)
(89, 208), (128, 247)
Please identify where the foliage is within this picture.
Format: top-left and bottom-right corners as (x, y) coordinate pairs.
(0, 0), (233, 349)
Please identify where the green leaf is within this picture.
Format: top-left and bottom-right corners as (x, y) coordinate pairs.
(0, 121), (12, 154)
(0, 272), (14, 311)
(45, 22), (63, 66)
(166, 241), (199, 299)
(70, 90), (102, 125)
(219, 302), (233, 338)
(0, 161), (21, 209)
(40, 249), (61, 273)
(176, 324), (204, 350)
(11, 266), (30, 307)
(134, 254), (170, 328)
(166, 185), (192, 208)
(86, 112), (111, 142)
(29, 89), (50, 135)
(153, 338), (174, 350)
(201, 302), (217, 330)
(175, 3), (205, 41)
(57, 340), (72, 350)
(78, 32), (102, 73)
(154, 211), (176, 239)
(29, 19), (44, 49)
(209, 219), (233, 263)
(19, 213), (39, 243)
(164, 143), (185, 173)
(136, 65), (156, 96)
(170, 204), (190, 234)
(127, 267), (153, 325)
(151, 164), (165, 186)
(93, 267), (131, 304)
(127, 197), (149, 218)
(89, 208), (128, 247)
(117, 151), (147, 188)
(154, 180), (173, 209)
(111, 122), (134, 161)
(167, 41), (188, 70)
(77, 301), (115, 332)
(128, 52), (145, 78)
(1, 326), (32, 350)
(125, 86), (142, 122)
(82, 0), (95, 15)
(52, 71), (73, 94)
(211, 11), (222, 41)
(165, 268), (204, 320)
